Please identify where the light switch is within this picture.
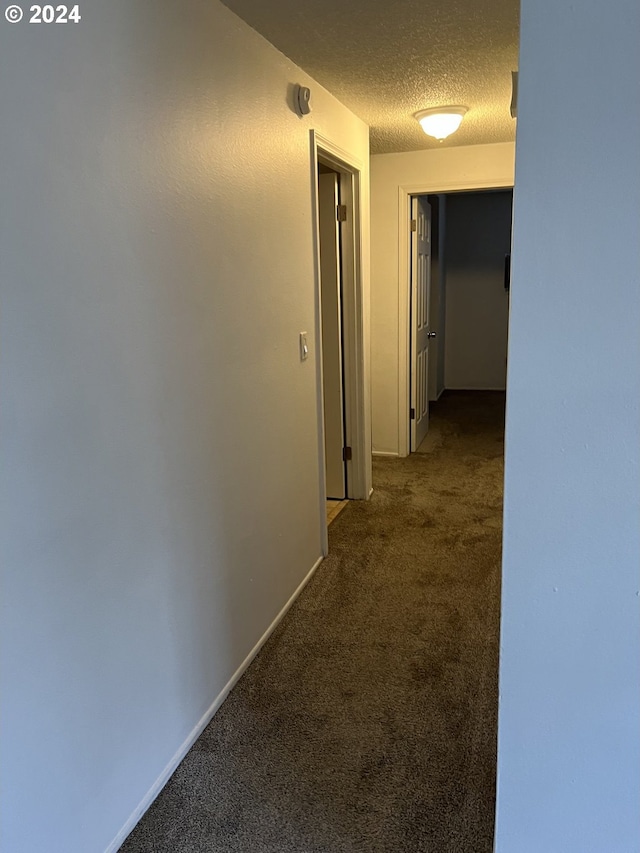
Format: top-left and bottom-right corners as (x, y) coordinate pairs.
(299, 332), (309, 361)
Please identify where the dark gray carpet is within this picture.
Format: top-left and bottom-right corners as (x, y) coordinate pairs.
(121, 391), (504, 853)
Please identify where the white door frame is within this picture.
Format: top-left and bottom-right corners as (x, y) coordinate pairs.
(397, 178), (513, 457)
(311, 131), (369, 555)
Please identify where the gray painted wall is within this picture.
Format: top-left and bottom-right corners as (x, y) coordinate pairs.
(496, 0), (640, 850)
(444, 191), (512, 390)
(436, 195), (447, 398)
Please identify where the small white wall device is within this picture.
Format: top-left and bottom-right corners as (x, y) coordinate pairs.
(299, 331), (309, 361)
(295, 85), (312, 116)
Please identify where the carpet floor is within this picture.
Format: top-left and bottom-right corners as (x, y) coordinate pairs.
(121, 391), (505, 853)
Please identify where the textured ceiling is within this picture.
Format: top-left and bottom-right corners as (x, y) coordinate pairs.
(220, 0), (519, 154)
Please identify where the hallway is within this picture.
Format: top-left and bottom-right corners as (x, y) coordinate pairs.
(122, 392), (504, 853)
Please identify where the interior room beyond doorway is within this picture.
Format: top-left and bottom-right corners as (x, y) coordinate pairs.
(409, 189), (513, 453)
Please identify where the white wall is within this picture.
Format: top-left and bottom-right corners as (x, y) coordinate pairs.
(497, 0), (640, 850)
(370, 143), (514, 455)
(444, 191), (512, 390)
(0, 3), (370, 852)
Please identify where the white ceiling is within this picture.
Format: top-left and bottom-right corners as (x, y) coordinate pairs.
(221, 0), (519, 154)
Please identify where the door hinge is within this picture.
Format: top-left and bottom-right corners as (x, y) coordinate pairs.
(337, 204), (348, 222)
(342, 446), (353, 461)
(410, 219), (417, 232)
(410, 407), (416, 420)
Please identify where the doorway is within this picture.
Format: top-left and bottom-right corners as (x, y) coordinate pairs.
(311, 132), (370, 552)
(407, 188), (513, 452)
(318, 165), (347, 501)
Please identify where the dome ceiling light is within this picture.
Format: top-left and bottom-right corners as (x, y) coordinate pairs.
(414, 106), (468, 140)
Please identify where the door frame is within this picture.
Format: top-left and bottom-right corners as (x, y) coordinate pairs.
(311, 131), (370, 555)
(397, 178), (513, 457)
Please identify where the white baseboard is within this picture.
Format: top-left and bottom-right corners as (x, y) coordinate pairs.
(444, 386), (506, 392)
(106, 554), (325, 853)
(372, 451), (399, 457)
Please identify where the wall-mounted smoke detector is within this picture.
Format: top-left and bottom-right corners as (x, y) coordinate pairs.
(413, 106), (468, 140)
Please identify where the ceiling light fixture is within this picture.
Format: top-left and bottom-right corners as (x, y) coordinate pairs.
(414, 106), (468, 140)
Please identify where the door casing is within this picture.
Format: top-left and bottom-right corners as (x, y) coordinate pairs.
(397, 178), (513, 457)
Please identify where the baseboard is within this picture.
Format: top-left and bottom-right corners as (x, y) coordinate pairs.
(372, 451), (399, 457)
(106, 554), (325, 853)
(444, 386), (506, 392)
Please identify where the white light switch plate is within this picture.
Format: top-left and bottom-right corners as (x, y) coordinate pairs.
(299, 331), (309, 361)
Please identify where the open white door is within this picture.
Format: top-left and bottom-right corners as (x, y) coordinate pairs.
(410, 196), (433, 451)
(318, 172), (346, 499)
